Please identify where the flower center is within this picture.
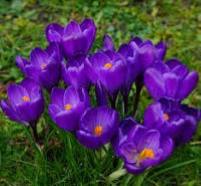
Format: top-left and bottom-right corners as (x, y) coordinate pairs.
(164, 113), (169, 121)
(94, 125), (103, 136)
(139, 148), (154, 162)
(41, 63), (46, 70)
(65, 104), (72, 111)
(22, 96), (29, 102)
(104, 62), (113, 69)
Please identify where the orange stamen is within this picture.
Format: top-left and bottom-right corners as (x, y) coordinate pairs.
(104, 63), (112, 69)
(94, 125), (103, 136)
(139, 148), (154, 161)
(164, 113), (169, 121)
(22, 96), (29, 102)
(65, 104), (72, 111)
(41, 63), (46, 70)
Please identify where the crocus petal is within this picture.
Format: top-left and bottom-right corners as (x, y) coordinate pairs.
(155, 42), (167, 60)
(62, 36), (88, 58)
(81, 18), (96, 51)
(144, 68), (165, 100)
(125, 163), (146, 174)
(25, 64), (41, 83)
(0, 100), (25, 124)
(177, 71), (199, 100)
(112, 117), (137, 157)
(55, 110), (79, 131)
(143, 102), (164, 129)
(160, 137), (174, 160)
(100, 60), (126, 92)
(7, 84), (29, 108)
(48, 104), (61, 122)
(46, 23), (64, 43)
(39, 61), (61, 89)
(163, 73), (179, 98)
(165, 58), (181, 70)
(102, 34), (115, 51)
(118, 43), (133, 58)
(137, 130), (160, 152)
(171, 64), (188, 79)
(30, 48), (49, 67)
(15, 55), (29, 73)
(20, 78), (39, 96)
(130, 36), (143, 46)
(50, 87), (65, 108)
(64, 21), (82, 36)
(63, 86), (80, 106)
(76, 130), (104, 149)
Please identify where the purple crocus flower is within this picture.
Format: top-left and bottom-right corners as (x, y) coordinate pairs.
(46, 18), (96, 59)
(116, 124), (174, 174)
(102, 35), (139, 96)
(76, 106), (120, 149)
(85, 50), (127, 96)
(62, 56), (90, 90)
(16, 44), (62, 90)
(144, 59), (199, 101)
(0, 78), (44, 127)
(143, 99), (201, 145)
(48, 86), (90, 132)
(129, 37), (166, 77)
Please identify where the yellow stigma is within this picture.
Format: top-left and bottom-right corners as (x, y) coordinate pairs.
(41, 63), (46, 70)
(139, 148), (154, 161)
(164, 113), (169, 121)
(94, 125), (103, 136)
(104, 63), (113, 69)
(65, 104), (72, 110)
(22, 96), (29, 102)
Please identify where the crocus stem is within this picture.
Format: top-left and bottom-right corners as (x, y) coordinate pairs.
(133, 83), (143, 117)
(30, 123), (39, 145)
(109, 93), (117, 109)
(123, 94), (128, 115)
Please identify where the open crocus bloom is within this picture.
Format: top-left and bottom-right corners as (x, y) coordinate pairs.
(85, 51), (127, 95)
(143, 99), (201, 145)
(116, 124), (174, 174)
(48, 86), (90, 132)
(76, 106), (120, 149)
(144, 59), (199, 101)
(16, 44), (62, 90)
(0, 78), (44, 126)
(46, 18), (96, 59)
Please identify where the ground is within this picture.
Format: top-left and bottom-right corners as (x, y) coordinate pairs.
(0, 0), (201, 185)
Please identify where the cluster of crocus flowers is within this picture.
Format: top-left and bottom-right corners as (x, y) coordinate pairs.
(0, 18), (200, 175)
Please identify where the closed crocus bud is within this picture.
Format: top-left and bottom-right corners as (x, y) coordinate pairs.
(76, 106), (120, 149)
(130, 38), (167, 75)
(61, 18), (96, 59)
(117, 124), (174, 174)
(62, 56), (90, 90)
(143, 99), (201, 146)
(144, 59), (199, 101)
(112, 117), (137, 157)
(48, 86), (90, 132)
(0, 78), (44, 127)
(16, 43), (62, 90)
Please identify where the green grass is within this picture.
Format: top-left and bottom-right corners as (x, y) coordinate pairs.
(0, 0), (201, 185)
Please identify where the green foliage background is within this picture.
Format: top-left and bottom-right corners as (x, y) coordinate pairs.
(0, 0), (201, 185)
